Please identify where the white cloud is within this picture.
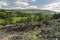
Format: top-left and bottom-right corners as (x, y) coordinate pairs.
(31, 0), (36, 2)
(26, 6), (38, 9)
(15, 0), (29, 6)
(5, 0), (32, 1)
(41, 2), (60, 12)
(8, 7), (23, 9)
(6, 6), (38, 9)
(0, 2), (9, 8)
(0, 0), (37, 9)
(14, 0), (36, 6)
(0, 2), (9, 6)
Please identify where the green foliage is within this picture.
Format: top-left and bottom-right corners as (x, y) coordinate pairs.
(0, 19), (5, 25)
(53, 22), (60, 26)
(0, 9), (54, 25)
(19, 17), (28, 23)
(30, 35), (37, 40)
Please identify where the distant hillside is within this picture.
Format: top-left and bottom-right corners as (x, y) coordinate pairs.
(0, 9), (58, 14)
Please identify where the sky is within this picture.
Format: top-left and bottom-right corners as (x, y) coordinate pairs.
(0, 0), (60, 9)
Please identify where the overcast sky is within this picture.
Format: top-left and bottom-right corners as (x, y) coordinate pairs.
(0, 0), (59, 9)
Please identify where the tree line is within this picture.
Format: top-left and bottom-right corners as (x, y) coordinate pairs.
(0, 10), (59, 25)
